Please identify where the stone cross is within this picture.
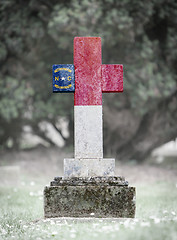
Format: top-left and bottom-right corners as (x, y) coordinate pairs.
(53, 37), (123, 178)
(45, 37), (135, 219)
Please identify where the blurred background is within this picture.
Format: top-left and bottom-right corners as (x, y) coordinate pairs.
(0, 0), (177, 166)
(1, 2), (177, 237)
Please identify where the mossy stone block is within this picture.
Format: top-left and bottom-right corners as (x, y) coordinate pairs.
(44, 177), (135, 218)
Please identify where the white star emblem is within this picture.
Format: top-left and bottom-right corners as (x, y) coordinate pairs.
(61, 77), (65, 81)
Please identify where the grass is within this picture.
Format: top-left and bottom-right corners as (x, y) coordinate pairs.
(0, 178), (177, 240)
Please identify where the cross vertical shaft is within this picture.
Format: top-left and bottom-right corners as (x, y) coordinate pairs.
(74, 37), (103, 159)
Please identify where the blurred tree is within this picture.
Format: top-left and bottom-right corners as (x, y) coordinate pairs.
(0, 0), (176, 161)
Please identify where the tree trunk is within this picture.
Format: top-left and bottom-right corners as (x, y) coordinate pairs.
(104, 90), (177, 161)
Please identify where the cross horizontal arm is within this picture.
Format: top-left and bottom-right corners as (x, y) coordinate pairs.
(102, 64), (123, 93)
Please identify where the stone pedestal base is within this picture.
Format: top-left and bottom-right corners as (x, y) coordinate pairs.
(64, 158), (115, 178)
(44, 177), (136, 218)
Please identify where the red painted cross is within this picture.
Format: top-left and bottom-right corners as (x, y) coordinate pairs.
(74, 37), (123, 106)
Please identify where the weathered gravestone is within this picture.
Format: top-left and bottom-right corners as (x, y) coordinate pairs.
(44, 37), (136, 218)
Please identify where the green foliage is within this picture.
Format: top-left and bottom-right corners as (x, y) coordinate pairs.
(0, 77), (34, 121)
(48, 0), (177, 113)
(0, 0), (176, 148)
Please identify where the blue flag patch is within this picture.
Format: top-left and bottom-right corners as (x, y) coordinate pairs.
(53, 64), (75, 92)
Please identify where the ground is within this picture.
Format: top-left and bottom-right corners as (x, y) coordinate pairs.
(0, 147), (177, 239)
